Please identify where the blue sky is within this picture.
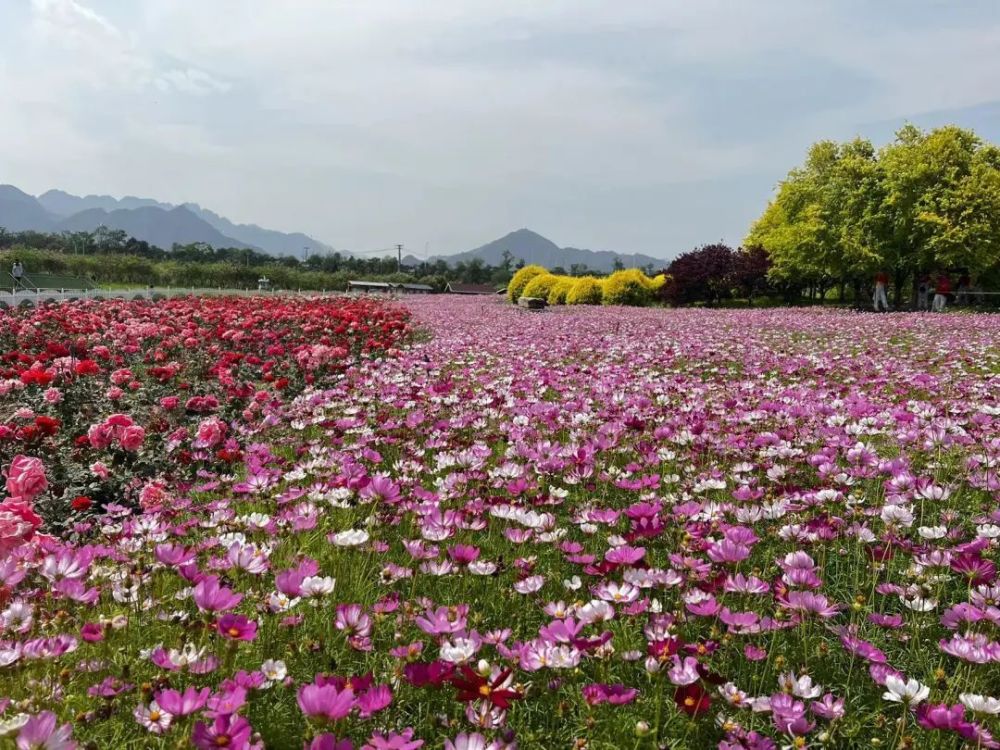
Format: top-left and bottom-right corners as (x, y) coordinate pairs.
(2, 1), (999, 259)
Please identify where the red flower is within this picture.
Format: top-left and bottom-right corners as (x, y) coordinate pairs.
(34, 416), (61, 436)
(74, 359), (101, 376)
(20, 370), (53, 387)
(674, 684), (711, 716)
(71, 496), (92, 512)
(450, 665), (522, 709)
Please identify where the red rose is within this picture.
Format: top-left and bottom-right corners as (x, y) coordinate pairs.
(74, 359), (101, 376)
(71, 496), (92, 512)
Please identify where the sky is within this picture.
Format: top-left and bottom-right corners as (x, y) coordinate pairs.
(2, 0), (1000, 260)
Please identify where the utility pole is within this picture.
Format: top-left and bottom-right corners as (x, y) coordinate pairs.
(396, 244), (403, 273)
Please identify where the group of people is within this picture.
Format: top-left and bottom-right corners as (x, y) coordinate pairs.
(873, 270), (972, 312)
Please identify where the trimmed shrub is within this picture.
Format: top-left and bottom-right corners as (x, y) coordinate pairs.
(547, 276), (576, 305)
(566, 276), (604, 305)
(507, 265), (548, 303)
(601, 269), (657, 306)
(521, 273), (561, 302)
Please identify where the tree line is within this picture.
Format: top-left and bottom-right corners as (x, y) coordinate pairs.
(746, 124), (1000, 306)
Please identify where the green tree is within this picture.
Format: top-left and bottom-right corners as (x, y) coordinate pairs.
(747, 125), (1000, 307)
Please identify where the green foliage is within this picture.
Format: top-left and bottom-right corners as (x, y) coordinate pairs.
(747, 125), (1000, 302)
(507, 264), (548, 302)
(601, 269), (657, 306)
(565, 277), (604, 305)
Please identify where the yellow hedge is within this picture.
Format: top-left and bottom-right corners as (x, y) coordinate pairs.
(601, 269), (658, 306)
(507, 265), (548, 302)
(566, 276), (604, 305)
(547, 277), (576, 305)
(521, 273), (561, 301)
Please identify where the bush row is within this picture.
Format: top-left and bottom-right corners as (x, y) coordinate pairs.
(507, 265), (667, 307)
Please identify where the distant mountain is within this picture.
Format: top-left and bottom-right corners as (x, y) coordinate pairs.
(0, 185), (56, 232)
(438, 228), (663, 272)
(180, 203), (335, 257)
(38, 189), (172, 216)
(57, 206), (255, 251)
(2, 185), (335, 256)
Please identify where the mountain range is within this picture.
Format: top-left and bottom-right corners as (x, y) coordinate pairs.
(0, 185), (334, 256)
(1, 185), (665, 270)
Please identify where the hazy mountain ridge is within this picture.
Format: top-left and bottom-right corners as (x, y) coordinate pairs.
(432, 228), (663, 272)
(2, 185), (332, 256)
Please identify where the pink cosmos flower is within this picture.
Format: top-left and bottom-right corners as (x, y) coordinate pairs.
(605, 545), (645, 566)
(217, 614), (258, 641)
(361, 728), (424, 750)
(191, 714), (252, 750)
(297, 681), (355, 721)
(667, 656), (701, 686)
(781, 591), (842, 618)
(154, 686), (211, 716)
(193, 576), (243, 613)
(414, 605), (468, 636)
(310, 736), (355, 750)
(15, 711), (76, 750)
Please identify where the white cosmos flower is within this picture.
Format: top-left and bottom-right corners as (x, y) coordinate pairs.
(960, 693), (1000, 715)
(300, 576), (336, 596)
(976, 524), (1000, 539)
(261, 659), (287, 684)
(901, 595), (938, 612)
(882, 676), (930, 705)
(577, 600), (614, 624)
(918, 526), (948, 540)
(331, 529), (369, 547)
(467, 560), (497, 575)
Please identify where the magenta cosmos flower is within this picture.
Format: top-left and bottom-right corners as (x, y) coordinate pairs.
(217, 614), (258, 641)
(297, 681), (355, 721)
(193, 575), (243, 613)
(191, 714), (252, 750)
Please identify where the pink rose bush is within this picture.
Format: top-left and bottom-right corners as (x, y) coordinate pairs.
(0, 295), (998, 749)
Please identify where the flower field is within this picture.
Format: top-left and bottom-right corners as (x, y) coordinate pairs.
(1, 295), (1000, 750)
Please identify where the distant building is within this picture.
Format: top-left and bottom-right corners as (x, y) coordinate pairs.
(347, 280), (435, 294)
(395, 283), (434, 294)
(347, 280), (393, 293)
(446, 282), (502, 295)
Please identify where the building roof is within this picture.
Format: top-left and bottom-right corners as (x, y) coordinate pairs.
(446, 283), (500, 294)
(347, 280), (393, 288)
(396, 283), (434, 291)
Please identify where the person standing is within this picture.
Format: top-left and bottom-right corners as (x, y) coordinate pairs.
(11, 260), (24, 292)
(917, 275), (930, 311)
(873, 270), (890, 311)
(932, 272), (951, 312)
(956, 272), (971, 305)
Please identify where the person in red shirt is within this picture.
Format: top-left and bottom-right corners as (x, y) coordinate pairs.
(933, 272), (951, 312)
(873, 271), (889, 311)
